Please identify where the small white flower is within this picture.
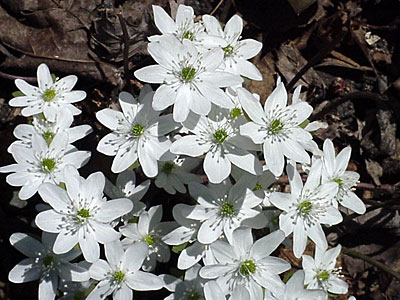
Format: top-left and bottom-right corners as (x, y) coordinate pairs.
(302, 245), (349, 296)
(120, 205), (176, 271)
(202, 14), (263, 80)
(8, 110), (92, 152)
(134, 35), (243, 122)
(187, 180), (267, 244)
(96, 89), (177, 177)
(269, 161), (342, 258)
(35, 165), (133, 262)
(0, 132), (90, 200)
(155, 155), (202, 194)
(264, 270), (327, 300)
(322, 139), (366, 214)
(87, 240), (163, 300)
(238, 83), (314, 176)
(9, 63), (86, 121)
(8, 232), (89, 300)
(171, 111), (262, 183)
(200, 228), (290, 299)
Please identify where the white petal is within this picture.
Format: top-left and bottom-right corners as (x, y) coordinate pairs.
(237, 39), (263, 59)
(264, 82), (287, 112)
(171, 135), (211, 157)
(79, 229), (100, 263)
(10, 233), (45, 257)
(250, 230), (285, 260)
(96, 108), (125, 131)
(96, 198), (133, 222)
(153, 84), (177, 111)
(264, 141), (285, 177)
(197, 216), (224, 244)
(125, 271), (163, 291)
(37, 64), (53, 89)
(307, 224), (328, 251)
(35, 210), (63, 233)
(236, 59), (262, 80)
(8, 258), (41, 283)
(38, 274), (57, 300)
(204, 150), (231, 184)
(15, 79), (39, 96)
(134, 65), (170, 84)
(339, 191), (366, 214)
(53, 230), (79, 254)
(152, 5), (177, 34)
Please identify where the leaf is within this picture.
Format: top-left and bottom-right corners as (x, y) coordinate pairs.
(12, 91), (25, 97)
(172, 242), (188, 254)
(287, 0), (316, 15)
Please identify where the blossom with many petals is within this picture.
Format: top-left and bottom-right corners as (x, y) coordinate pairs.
(9, 63), (86, 121)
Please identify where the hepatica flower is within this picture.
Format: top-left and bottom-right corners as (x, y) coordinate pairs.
(322, 139), (366, 214)
(134, 35), (242, 122)
(96, 89), (177, 177)
(202, 14), (263, 80)
(238, 83), (314, 177)
(0, 132), (90, 200)
(270, 162), (342, 258)
(9, 232), (89, 300)
(9, 63), (86, 121)
(35, 166), (133, 262)
(200, 228), (290, 300)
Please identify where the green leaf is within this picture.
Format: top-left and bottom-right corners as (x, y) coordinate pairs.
(299, 119), (309, 129)
(127, 160), (140, 170)
(287, 0), (316, 15)
(172, 242), (188, 254)
(282, 269), (296, 283)
(12, 91), (25, 98)
(51, 73), (57, 83)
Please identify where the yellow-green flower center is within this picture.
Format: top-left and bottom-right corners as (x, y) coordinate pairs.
(269, 119), (284, 134)
(332, 178), (343, 188)
(182, 30), (195, 41)
(131, 124), (145, 136)
(222, 45), (234, 56)
(317, 270), (330, 281)
(187, 291), (201, 300)
(144, 235), (155, 246)
(213, 129), (228, 144)
(240, 259), (257, 276)
(42, 254), (54, 267)
(253, 183), (263, 191)
(43, 131), (55, 145)
(162, 162), (175, 174)
(181, 67), (197, 82)
(41, 158), (56, 172)
(43, 89), (56, 102)
(77, 208), (90, 219)
(221, 202), (235, 216)
(230, 107), (242, 118)
(113, 270), (125, 282)
(298, 201), (313, 215)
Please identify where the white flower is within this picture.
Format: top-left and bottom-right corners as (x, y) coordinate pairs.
(200, 228), (290, 299)
(87, 240), (163, 300)
(96, 89), (177, 177)
(238, 83), (314, 176)
(187, 180), (267, 244)
(9, 63), (86, 121)
(8, 110), (92, 152)
(202, 14), (263, 80)
(155, 155), (202, 194)
(104, 170), (150, 222)
(264, 270), (327, 300)
(269, 162), (342, 258)
(35, 165), (133, 262)
(0, 132), (90, 200)
(119, 205), (176, 271)
(171, 111), (262, 183)
(162, 203), (216, 270)
(8, 232), (89, 300)
(162, 264), (206, 300)
(204, 280), (251, 300)
(302, 245), (349, 296)
(322, 139), (366, 214)
(134, 35), (243, 122)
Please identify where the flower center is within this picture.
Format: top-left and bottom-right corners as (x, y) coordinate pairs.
(162, 162), (175, 174)
(253, 183), (263, 191)
(187, 291), (201, 300)
(42, 254), (54, 267)
(77, 208), (90, 219)
(113, 270), (125, 282)
(269, 119), (284, 134)
(213, 129), (228, 144)
(131, 123), (145, 136)
(144, 234), (155, 246)
(230, 107), (242, 118)
(41, 158), (56, 173)
(43, 89), (56, 102)
(222, 45), (235, 56)
(332, 178), (343, 188)
(239, 259), (257, 276)
(317, 270), (330, 281)
(43, 131), (55, 145)
(181, 66), (197, 82)
(221, 202), (235, 216)
(182, 30), (195, 41)
(298, 200), (313, 215)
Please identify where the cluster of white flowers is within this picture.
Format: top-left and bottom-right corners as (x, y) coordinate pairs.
(2, 4), (364, 300)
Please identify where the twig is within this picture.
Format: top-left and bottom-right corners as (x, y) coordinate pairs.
(310, 91), (388, 121)
(117, 14), (133, 93)
(286, 26), (348, 92)
(210, 0), (225, 16)
(342, 246), (400, 280)
(0, 70), (37, 83)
